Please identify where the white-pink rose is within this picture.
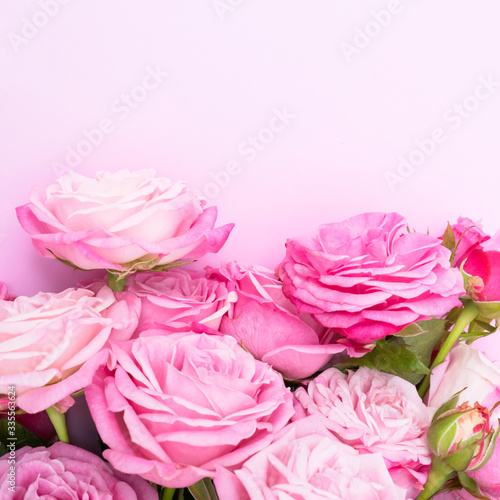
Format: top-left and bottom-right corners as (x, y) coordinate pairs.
(125, 268), (237, 335)
(294, 367), (432, 497)
(0, 286), (137, 413)
(214, 415), (406, 500)
(16, 169), (233, 272)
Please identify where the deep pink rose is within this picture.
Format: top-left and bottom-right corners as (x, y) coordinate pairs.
(277, 212), (464, 342)
(126, 268), (237, 335)
(214, 415), (406, 500)
(86, 333), (294, 488)
(0, 442), (158, 499)
(294, 367), (432, 497)
(460, 231), (500, 317)
(0, 286), (137, 413)
(16, 169), (233, 272)
(450, 217), (489, 268)
(429, 343), (500, 499)
(210, 262), (359, 380)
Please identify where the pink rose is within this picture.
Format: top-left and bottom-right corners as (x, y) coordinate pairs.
(210, 262), (358, 380)
(214, 415), (406, 500)
(293, 367), (432, 497)
(125, 268), (237, 335)
(277, 212), (464, 342)
(0, 442), (158, 499)
(429, 343), (500, 499)
(86, 333), (294, 488)
(16, 169), (233, 272)
(460, 231), (500, 317)
(450, 217), (489, 268)
(0, 286), (137, 413)
(428, 343), (500, 411)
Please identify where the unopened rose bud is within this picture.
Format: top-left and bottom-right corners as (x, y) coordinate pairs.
(428, 400), (499, 472)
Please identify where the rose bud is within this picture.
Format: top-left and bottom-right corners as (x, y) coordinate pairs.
(428, 399), (499, 473)
(417, 396), (500, 500)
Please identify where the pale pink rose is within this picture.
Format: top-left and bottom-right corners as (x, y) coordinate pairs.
(0, 442), (158, 499)
(125, 268), (237, 335)
(16, 169), (233, 272)
(210, 262), (362, 380)
(428, 343), (500, 412)
(214, 415), (406, 500)
(0, 286), (137, 413)
(294, 367), (432, 497)
(85, 333), (294, 488)
(429, 343), (500, 499)
(277, 212), (464, 342)
(450, 217), (489, 268)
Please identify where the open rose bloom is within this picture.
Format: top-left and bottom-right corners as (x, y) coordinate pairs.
(278, 212), (464, 342)
(16, 169), (233, 272)
(125, 268), (237, 335)
(0, 286), (137, 413)
(293, 367), (432, 497)
(86, 333), (294, 488)
(0, 442), (158, 499)
(215, 416), (407, 500)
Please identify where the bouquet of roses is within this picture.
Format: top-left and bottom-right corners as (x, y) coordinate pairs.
(1, 169), (500, 500)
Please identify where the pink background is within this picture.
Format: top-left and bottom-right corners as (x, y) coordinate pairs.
(1, 1), (500, 297)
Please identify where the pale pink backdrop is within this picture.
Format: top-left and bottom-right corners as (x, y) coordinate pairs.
(1, 1), (500, 297)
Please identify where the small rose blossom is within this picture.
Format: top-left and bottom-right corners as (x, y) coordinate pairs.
(126, 268), (237, 335)
(294, 367), (432, 496)
(209, 262), (363, 380)
(428, 401), (496, 472)
(277, 212), (464, 342)
(214, 415), (406, 500)
(0, 442), (158, 499)
(16, 169), (233, 272)
(0, 286), (137, 413)
(86, 333), (294, 488)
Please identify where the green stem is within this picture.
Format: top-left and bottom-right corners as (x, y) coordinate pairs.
(418, 301), (478, 398)
(162, 487), (176, 500)
(106, 270), (126, 292)
(416, 458), (455, 500)
(46, 406), (70, 444)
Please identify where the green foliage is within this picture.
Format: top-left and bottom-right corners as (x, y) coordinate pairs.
(334, 319), (447, 385)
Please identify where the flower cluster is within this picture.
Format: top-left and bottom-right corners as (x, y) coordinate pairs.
(1, 170), (500, 500)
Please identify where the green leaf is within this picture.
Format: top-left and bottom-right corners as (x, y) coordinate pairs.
(0, 419), (45, 455)
(333, 320), (447, 385)
(442, 222), (456, 252)
(397, 319), (447, 369)
(457, 472), (490, 499)
(187, 478), (219, 500)
(351, 338), (430, 384)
